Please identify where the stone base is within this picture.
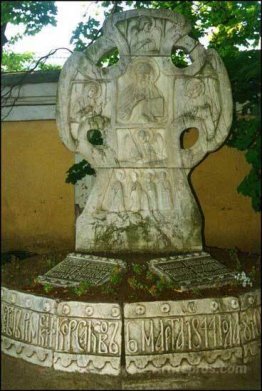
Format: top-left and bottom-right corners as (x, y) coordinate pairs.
(1, 286), (260, 376)
(37, 252), (126, 287)
(149, 251), (237, 291)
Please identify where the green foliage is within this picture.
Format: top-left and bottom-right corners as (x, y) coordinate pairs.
(72, 281), (92, 297)
(1, 51), (35, 72)
(109, 265), (124, 286)
(132, 263), (147, 276)
(97, 48), (120, 68)
(1, 51), (62, 72)
(43, 283), (53, 293)
(87, 129), (104, 145)
(1, 1), (57, 44)
(127, 276), (147, 291)
(65, 159), (96, 185)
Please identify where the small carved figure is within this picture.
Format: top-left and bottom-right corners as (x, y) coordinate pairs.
(124, 132), (142, 161)
(184, 76), (220, 141)
(154, 132), (167, 161)
(129, 171), (143, 212)
(119, 61), (164, 122)
(129, 16), (161, 54)
(72, 81), (102, 122)
(106, 170), (126, 212)
(158, 171), (173, 210)
(137, 129), (158, 162)
(145, 172), (158, 211)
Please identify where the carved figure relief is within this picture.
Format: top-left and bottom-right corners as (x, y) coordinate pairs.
(70, 81), (102, 122)
(157, 171), (173, 210)
(118, 60), (165, 123)
(127, 16), (162, 54)
(129, 171), (143, 212)
(117, 128), (167, 163)
(56, 9), (233, 253)
(145, 172), (158, 211)
(103, 170), (126, 212)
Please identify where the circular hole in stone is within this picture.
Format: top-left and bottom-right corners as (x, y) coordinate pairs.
(97, 48), (120, 68)
(171, 48), (192, 68)
(180, 127), (199, 149)
(87, 129), (103, 145)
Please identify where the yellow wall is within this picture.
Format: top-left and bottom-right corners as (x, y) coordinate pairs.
(1, 121), (75, 253)
(1, 120), (260, 253)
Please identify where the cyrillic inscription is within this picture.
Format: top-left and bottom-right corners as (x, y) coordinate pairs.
(125, 313), (240, 355)
(56, 318), (120, 355)
(149, 252), (237, 290)
(38, 253), (126, 287)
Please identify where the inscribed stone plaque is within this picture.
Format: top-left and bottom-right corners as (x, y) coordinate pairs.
(53, 301), (122, 375)
(149, 251), (237, 290)
(38, 253), (126, 287)
(124, 298), (242, 374)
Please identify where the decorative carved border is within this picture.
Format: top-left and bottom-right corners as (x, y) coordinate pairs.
(1, 286), (260, 375)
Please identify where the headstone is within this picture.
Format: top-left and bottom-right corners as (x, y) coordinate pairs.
(56, 9), (233, 254)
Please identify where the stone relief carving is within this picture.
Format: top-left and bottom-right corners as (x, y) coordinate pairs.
(1, 287), (122, 375)
(118, 59), (165, 124)
(124, 290), (261, 374)
(56, 9), (232, 253)
(1, 287), (260, 375)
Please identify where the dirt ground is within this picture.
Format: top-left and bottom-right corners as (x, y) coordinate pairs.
(1, 353), (261, 390)
(1, 246), (261, 302)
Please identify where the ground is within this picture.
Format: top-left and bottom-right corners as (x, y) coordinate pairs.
(1, 352), (261, 390)
(1, 247), (261, 302)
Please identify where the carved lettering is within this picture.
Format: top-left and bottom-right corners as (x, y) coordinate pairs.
(125, 313), (242, 355)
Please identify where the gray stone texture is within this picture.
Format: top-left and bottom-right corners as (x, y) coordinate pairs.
(1, 287), (260, 375)
(56, 9), (232, 253)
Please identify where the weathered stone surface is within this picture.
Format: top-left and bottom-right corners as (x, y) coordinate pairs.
(37, 253), (126, 287)
(1, 287), (122, 375)
(1, 287), (261, 375)
(148, 251), (237, 290)
(56, 9), (232, 253)
(124, 298), (243, 374)
(53, 301), (122, 375)
(1, 287), (57, 367)
(239, 289), (261, 363)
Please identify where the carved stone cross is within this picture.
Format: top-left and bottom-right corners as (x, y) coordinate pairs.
(57, 9), (232, 254)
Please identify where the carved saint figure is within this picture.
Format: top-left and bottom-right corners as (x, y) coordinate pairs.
(71, 81), (102, 122)
(184, 76), (220, 141)
(129, 171), (143, 212)
(118, 61), (164, 122)
(129, 16), (161, 54)
(137, 129), (158, 162)
(158, 171), (173, 210)
(104, 170), (125, 212)
(154, 132), (166, 161)
(145, 172), (158, 211)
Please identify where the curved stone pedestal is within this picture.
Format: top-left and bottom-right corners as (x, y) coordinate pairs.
(1, 287), (260, 377)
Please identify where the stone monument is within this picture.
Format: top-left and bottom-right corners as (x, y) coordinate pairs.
(3, 9), (260, 378)
(42, 8), (235, 288)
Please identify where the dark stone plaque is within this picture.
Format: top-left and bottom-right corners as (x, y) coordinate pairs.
(149, 252), (237, 290)
(38, 253), (126, 287)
